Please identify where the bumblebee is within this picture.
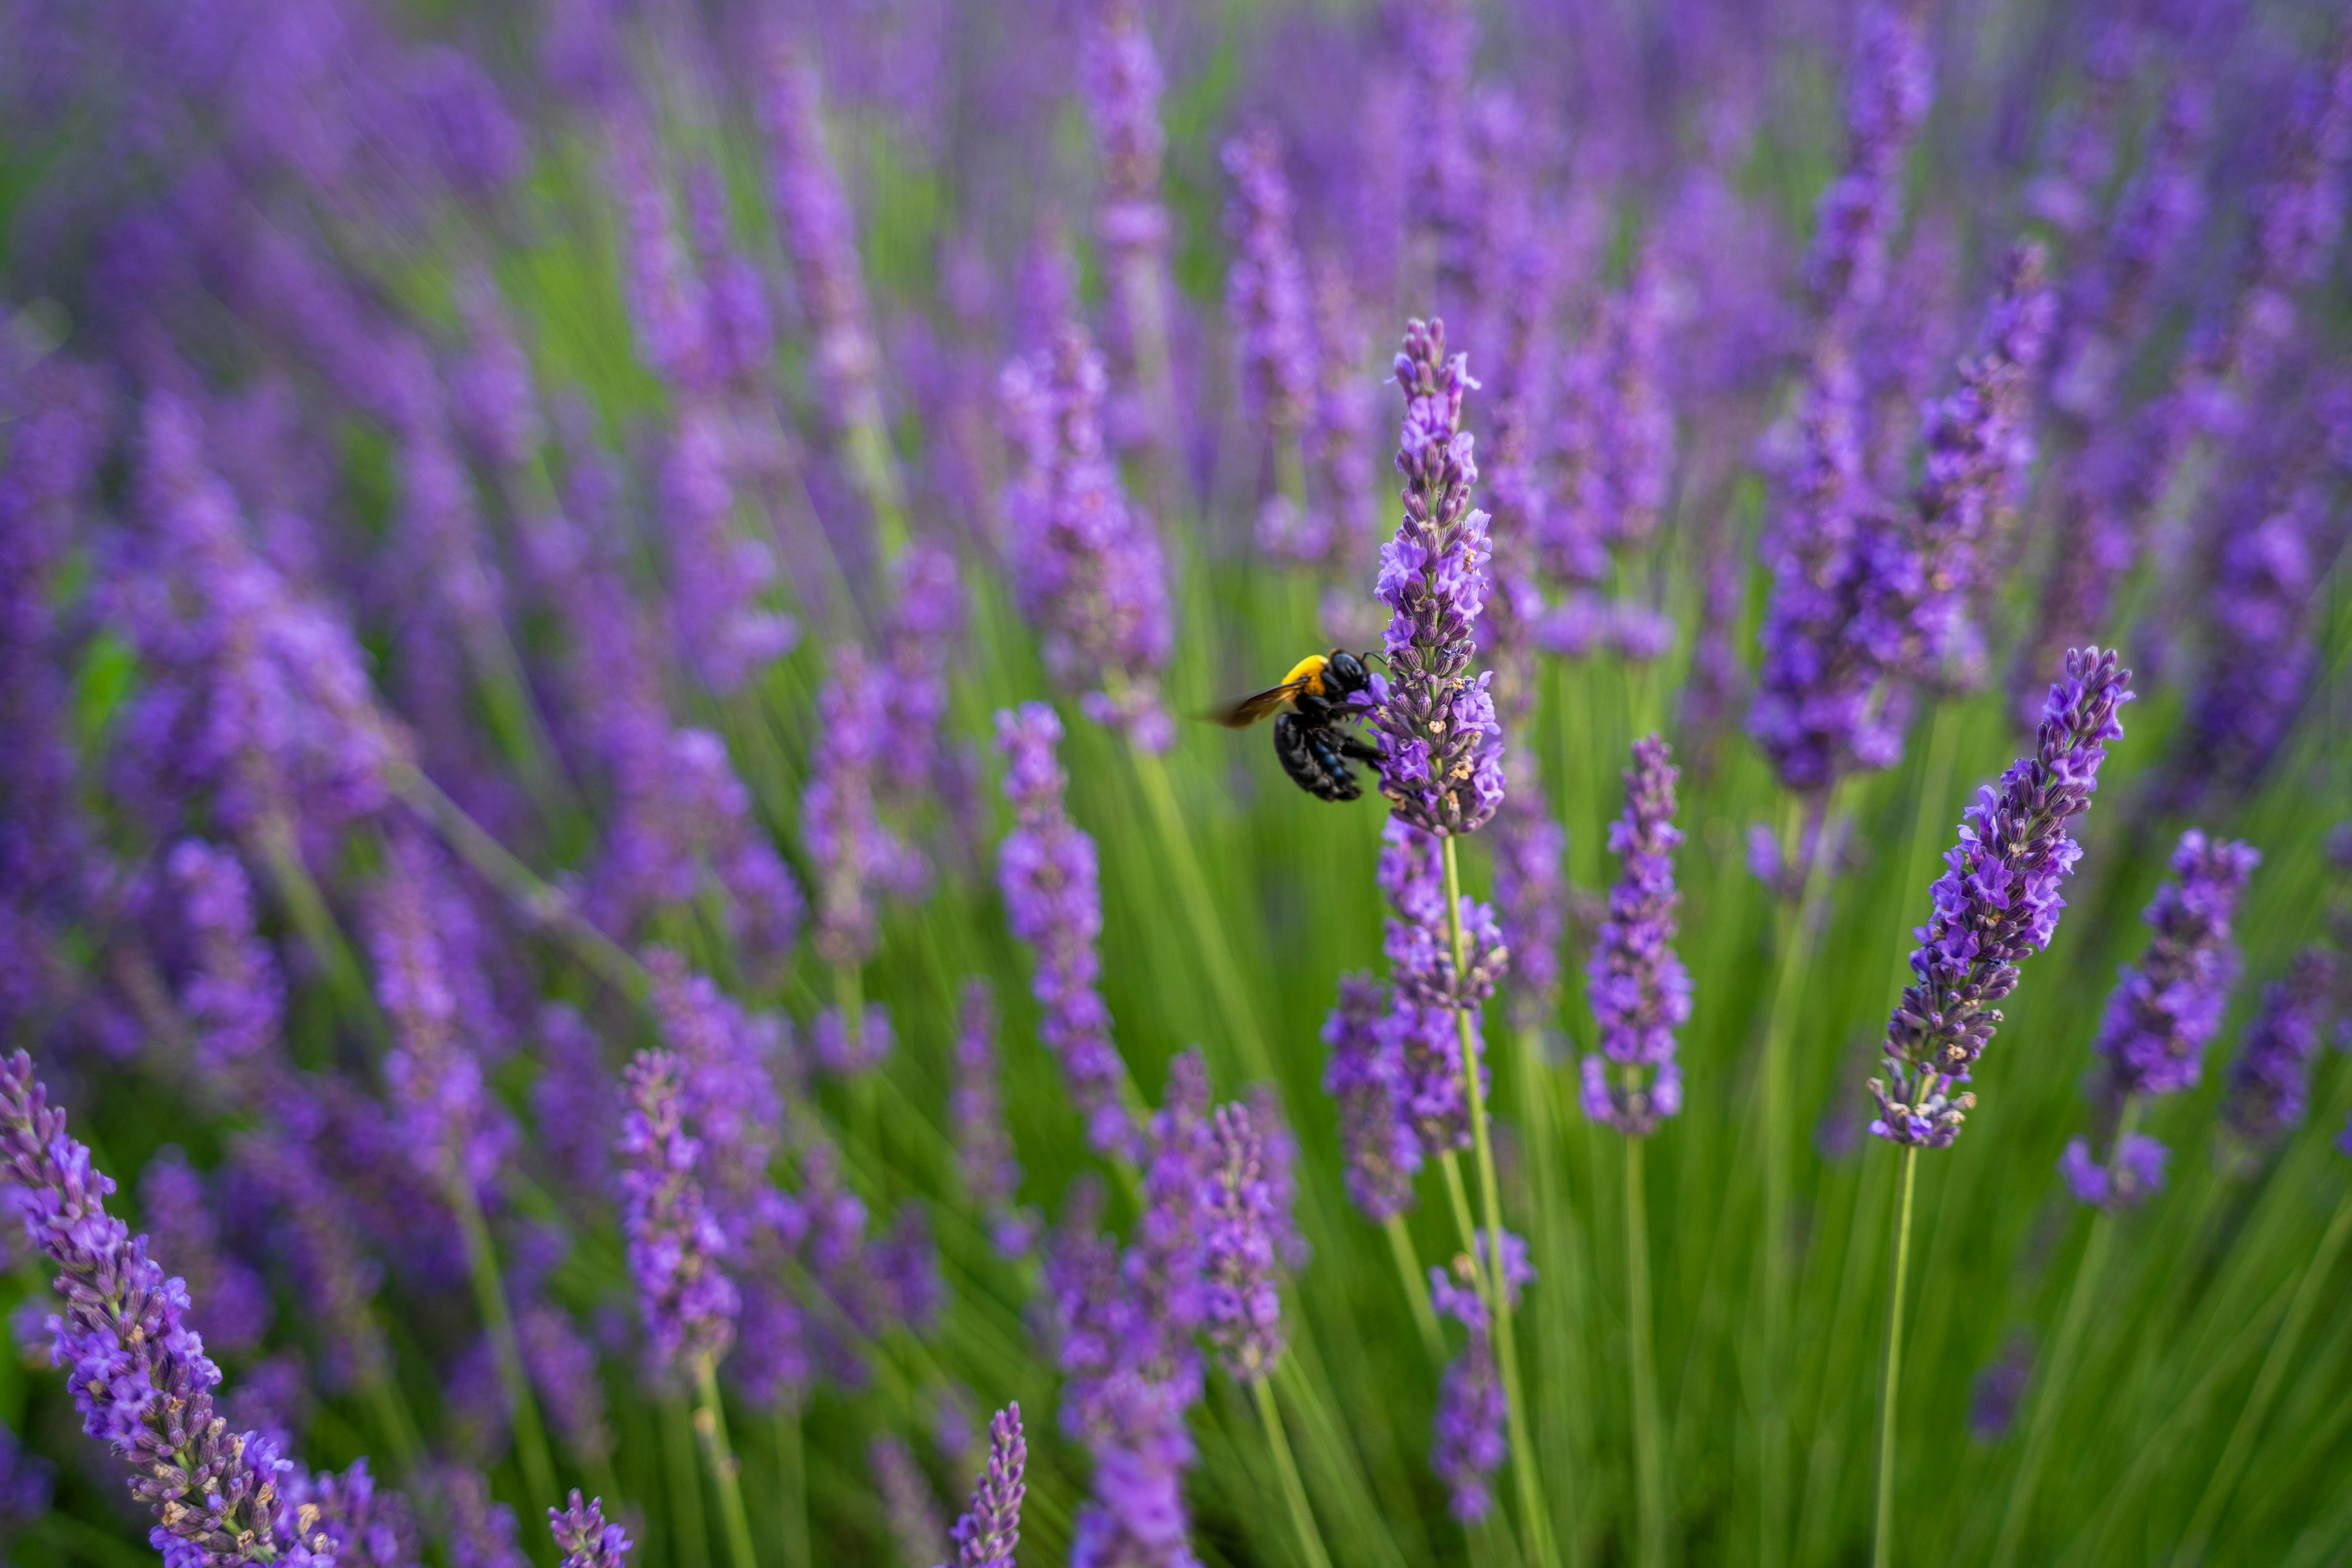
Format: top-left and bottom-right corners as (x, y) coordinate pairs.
(1208, 649), (1380, 802)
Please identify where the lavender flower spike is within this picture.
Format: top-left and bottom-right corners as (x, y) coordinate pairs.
(0, 1051), (333, 1568)
(2222, 946), (2337, 1148)
(1321, 973), (1420, 1221)
(939, 1404), (1025, 1568)
(616, 1049), (739, 1373)
(1581, 736), (1692, 1137)
(2092, 831), (2260, 1103)
(1868, 648), (2133, 1147)
(993, 704), (1143, 1162)
(549, 1491), (631, 1568)
(1223, 124), (1314, 443)
(1200, 1102), (1288, 1382)
(1370, 319), (1504, 837)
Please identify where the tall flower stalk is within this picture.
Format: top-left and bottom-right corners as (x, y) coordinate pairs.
(1871, 646), (2133, 1568)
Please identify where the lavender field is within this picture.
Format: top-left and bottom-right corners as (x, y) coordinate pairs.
(3, 1), (2351, 1564)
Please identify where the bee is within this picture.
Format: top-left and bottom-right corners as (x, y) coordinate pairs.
(1208, 649), (1381, 802)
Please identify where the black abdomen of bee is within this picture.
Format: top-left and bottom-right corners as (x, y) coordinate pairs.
(1274, 712), (1363, 802)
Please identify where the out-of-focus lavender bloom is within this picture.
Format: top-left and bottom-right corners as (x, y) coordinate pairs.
(1223, 126), (1313, 442)
(875, 1204), (944, 1333)
(2222, 946), (2337, 1148)
(1247, 1085), (1308, 1273)
(1081, 0), (1170, 276)
(1370, 320), (1504, 835)
(1321, 973), (1420, 1221)
(137, 1150), (271, 1356)
(432, 1466), (527, 1568)
(1967, 1336), (2033, 1442)
(998, 324), (1175, 751)
(951, 981), (1033, 1256)
(644, 951), (787, 1263)
(1403, 0), (1477, 305)
(2057, 1132), (2170, 1210)
(993, 704), (1140, 1163)
(1547, 255), (1676, 580)
(616, 1049), (738, 1373)
(1807, 4), (1932, 331)
(661, 402), (797, 695)
(1581, 737), (1691, 1137)
(812, 1005), (894, 1078)
(0, 1418), (53, 1534)
(682, 165), (775, 396)
(450, 274), (543, 473)
(230, 1122), (390, 1394)
(284, 1459), (415, 1568)
(549, 1491), (631, 1568)
(2092, 831), (2258, 1104)
(942, 1403), (1025, 1568)
(805, 643), (920, 968)
(881, 540), (967, 803)
(167, 841), (284, 1086)
(1298, 256), (1381, 584)
(0, 1052), (334, 1568)
(1490, 775), (1567, 1033)
(2227, 34), (2352, 393)
(609, 118), (713, 394)
(1869, 649), (2132, 1147)
(757, 41), (884, 432)
(1063, 1375), (1197, 1568)
(519, 1303), (612, 1463)
(1200, 1102), (1286, 1382)
(530, 1004), (618, 1197)
(872, 1434), (948, 1567)
(1376, 818), (1505, 1155)
(225, 1354), (311, 1452)
(368, 827), (517, 1200)
(1433, 1328), (1506, 1523)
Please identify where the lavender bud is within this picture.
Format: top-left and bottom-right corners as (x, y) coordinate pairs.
(616, 1049), (737, 1373)
(941, 1403), (1025, 1568)
(1200, 1102), (1287, 1382)
(2092, 831), (2259, 1104)
(1581, 737), (1691, 1137)
(1321, 973), (1420, 1222)
(2222, 946), (2337, 1148)
(549, 1491), (631, 1568)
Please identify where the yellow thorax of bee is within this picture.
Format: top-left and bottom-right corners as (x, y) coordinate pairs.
(1279, 652), (1331, 697)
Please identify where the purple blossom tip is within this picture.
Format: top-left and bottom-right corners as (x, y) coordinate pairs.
(2094, 830), (2259, 1103)
(941, 1404), (1025, 1568)
(549, 1491), (631, 1568)
(1584, 736), (1690, 1136)
(2058, 1132), (2168, 1210)
(1200, 1102), (1287, 1382)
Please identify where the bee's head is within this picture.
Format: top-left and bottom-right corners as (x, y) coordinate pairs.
(1324, 650), (1374, 695)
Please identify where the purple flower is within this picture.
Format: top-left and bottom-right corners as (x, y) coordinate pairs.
(872, 1434), (948, 1568)
(137, 1150), (272, 1355)
(1869, 649), (2133, 1147)
(1490, 774), (1567, 1032)
(644, 951), (788, 1268)
(519, 1303), (611, 1462)
(2222, 946), (2337, 1148)
(368, 827), (517, 1199)
(609, 117), (712, 394)
(548, 1491), (631, 1568)
(1374, 818), (1506, 1156)
(2092, 831), (2259, 1102)
(1433, 1327), (1506, 1523)
(1300, 257), (1381, 579)
(2057, 1132), (2169, 1211)
(756, 40), (883, 432)
(951, 981), (1033, 1256)
(943, 1403), (1025, 1568)
(1223, 124), (1313, 440)
(529, 1004), (618, 1197)
(1199, 1102), (1287, 1382)
(615, 1049), (738, 1373)
(285, 1458), (415, 1568)
(661, 402), (797, 695)
(805, 643), (921, 968)
(1806, 4), (1932, 332)
(434, 1466), (527, 1568)
(881, 540), (968, 802)
(1320, 973), (1420, 1222)
(1967, 1336), (2033, 1442)
(993, 704), (1142, 1163)
(812, 1005), (894, 1078)
(0, 1418), (53, 1534)
(0, 1052), (334, 1568)
(167, 840), (284, 1086)
(997, 324), (1175, 752)
(1402, 0), (1478, 306)
(1080, 0), (1170, 269)
(1582, 736), (1691, 1137)
(1369, 320), (1505, 836)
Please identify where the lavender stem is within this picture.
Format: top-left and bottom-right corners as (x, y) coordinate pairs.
(1872, 1145), (1920, 1568)
(690, 1359), (756, 1568)
(1442, 834), (1557, 1568)
(1251, 1379), (1335, 1568)
(659, 1398), (710, 1568)
(1626, 1134), (1665, 1568)
(774, 1408), (810, 1568)
(451, 1183), (560, 1510)
(1383, 1213), (1447, 1365)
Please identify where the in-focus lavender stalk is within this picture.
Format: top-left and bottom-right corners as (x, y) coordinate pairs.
(549, 1491), (631, 1568)
(1368, 320), (1504, 835)
(1374, 818), (1506, 1155)
(1200, 1102), (1288, 1382)
(1869, 649), (2133, 1147)
(0, 1051), (336, 1568)
(1580, 736), (1691, 1137)
(1320, 973), (1420, 1221)
(997, 322), (1175, 752)
(2060, 831), (2258, 1207)
(2221, 946), (2337, 1149)
(993, 703), (1142, 1162)
(940, 1404), (1025, 1568)
(616, 1049), (739, 1373)
(1425, 1240), (1533, 1524)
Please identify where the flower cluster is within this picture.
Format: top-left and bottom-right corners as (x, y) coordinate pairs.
(1376, 818), (1506, 1154)
(1581, 736), (1692, 1137)
(616, 1049), (739, 1373)
(1869, 648), (2133, 1147)
(2221, 946), (2339, 1149)
(1199, 1102), (1288, 1382)
(942, 1403), (1026, 1568)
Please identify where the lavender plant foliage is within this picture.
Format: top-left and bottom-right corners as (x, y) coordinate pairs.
(2222, 946), (2337, 1148)
(1869, 649), (2133, 1147)
(994, 703), (1141, 1163)
(941, 1403), (1025, 1568)
(0, 1052), (334, 1568)
(1581, 736), (1691, 1137)
(1368, 320), (1505, 835)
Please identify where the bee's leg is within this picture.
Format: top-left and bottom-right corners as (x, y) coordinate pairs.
(1274, 714), (1339, 799)
(1303, 725), (1363, 802)
(1337, 733), (1382, 765)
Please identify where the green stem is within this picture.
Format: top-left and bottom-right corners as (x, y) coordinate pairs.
(451, 1182), (560, 1510)
(1625, 1135), (1664, 1568)
(660, 1395), (711, 1568)
(254, 812), (382, 1045)
(775, 1406), (811, 1568)
(1385, 1213), (1447, 1365)
(2172, 1186), (2352, 1566)
(1254, 1376), (1337, 1568)
(1758, 789), (1838, 1568)
(692, 1359), (758, 1568)
(1990, 1204), (2121, 1568)
(1128, 745), (1275, 1085)
(845, 415), (909, 562)
(360, 1365), (423, 1478)
(1442, 835), (1559, 1568)
(1871, 1146), (1921, 1568)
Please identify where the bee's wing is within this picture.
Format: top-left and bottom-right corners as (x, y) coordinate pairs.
(1202, 680), (1307, 728)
